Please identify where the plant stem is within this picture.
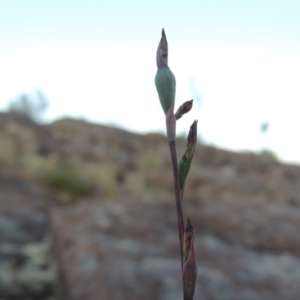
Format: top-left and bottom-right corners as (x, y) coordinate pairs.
(168, 140), (185, 270)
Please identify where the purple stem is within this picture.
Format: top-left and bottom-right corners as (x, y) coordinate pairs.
(168, 140), (185, 270)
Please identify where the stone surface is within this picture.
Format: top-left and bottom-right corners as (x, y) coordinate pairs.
(52, 197), (300, 300)
(0, 168), (60, 300)
(2, 113), (300, 299)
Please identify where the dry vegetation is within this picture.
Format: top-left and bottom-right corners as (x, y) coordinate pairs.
(0, 112), (294, 206)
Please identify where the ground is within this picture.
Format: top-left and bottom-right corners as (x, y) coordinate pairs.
(1, 112), (300, 300)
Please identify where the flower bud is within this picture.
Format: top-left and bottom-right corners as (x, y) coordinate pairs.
(175, 100), (193, 120)
(183, 218), (197, 300)
(155, 29), (176, 115)
(179, 120), (198, 196)
(183, 218), (193, 262)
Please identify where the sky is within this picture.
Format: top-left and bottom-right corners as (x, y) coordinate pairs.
(0, 0), (300, 163)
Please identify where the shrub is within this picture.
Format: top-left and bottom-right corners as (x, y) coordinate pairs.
(44, 159), (95, 201)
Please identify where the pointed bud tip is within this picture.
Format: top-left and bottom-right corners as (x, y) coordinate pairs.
(175, 99), (193, 120)
(186, 217), (193, 233)
(156, 28), (169, 68)
(184, 99), (193, 112)
(187, 120), (198, 145)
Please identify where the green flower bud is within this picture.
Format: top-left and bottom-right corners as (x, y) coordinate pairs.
(155, 29), (176, 115)
(179, 120), (198, 196)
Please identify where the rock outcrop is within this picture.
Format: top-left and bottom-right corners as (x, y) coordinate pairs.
(1, 112), (300, 300)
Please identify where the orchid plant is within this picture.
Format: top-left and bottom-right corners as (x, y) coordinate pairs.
(155, 29), (198, 300)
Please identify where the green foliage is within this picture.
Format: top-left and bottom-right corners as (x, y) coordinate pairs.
(44, 159), (95, 200)
(260, 149), (278, 162)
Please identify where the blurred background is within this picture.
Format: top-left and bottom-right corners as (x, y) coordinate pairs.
(1, 1), (300, 300)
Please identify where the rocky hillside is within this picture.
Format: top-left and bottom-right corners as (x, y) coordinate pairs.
(1, 112), (300, 300)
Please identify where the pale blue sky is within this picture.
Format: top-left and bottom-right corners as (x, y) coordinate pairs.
(1, 0), (300, 163)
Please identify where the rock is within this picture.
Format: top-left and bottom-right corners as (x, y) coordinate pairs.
(2, 113), (300, 299)
(51, 197), (300, 300)
(0, 169), (60, 300)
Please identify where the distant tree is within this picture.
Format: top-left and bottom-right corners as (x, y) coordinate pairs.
(8, 89), (49, 122)
(260, 122), (269, 135)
